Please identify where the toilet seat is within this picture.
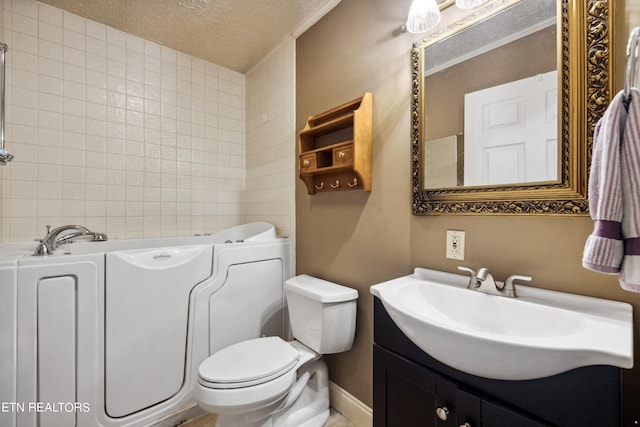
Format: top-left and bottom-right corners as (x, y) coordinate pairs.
(198, 337), (300, 389)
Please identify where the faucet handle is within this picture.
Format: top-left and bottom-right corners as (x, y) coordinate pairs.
(502, 274), (532, 297)
(475, 267), (491, 280)
(505, 274), (532, 286)
(457, 266), (478, 288)
(457, 265), (476, 276)
(32, 240), (52, 256)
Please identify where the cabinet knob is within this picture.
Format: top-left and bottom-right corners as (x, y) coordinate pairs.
(303, 159), (310, 166)
(337, 150), (346, 159)
(436, 406), (449, 421)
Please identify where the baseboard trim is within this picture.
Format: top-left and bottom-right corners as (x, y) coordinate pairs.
(329, 381), (372, 427)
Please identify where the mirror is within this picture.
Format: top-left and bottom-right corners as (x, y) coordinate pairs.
(423, 0), (557, 189)
(411, 0), (614, 215)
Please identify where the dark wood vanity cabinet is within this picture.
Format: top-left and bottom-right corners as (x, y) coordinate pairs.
(374, 345), (548, 427)
(373, 298), (622, 427)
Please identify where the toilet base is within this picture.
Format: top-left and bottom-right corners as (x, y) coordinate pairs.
(215, 359), (330, 427)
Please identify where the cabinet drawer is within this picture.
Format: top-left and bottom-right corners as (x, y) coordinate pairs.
(300, 154), (316, 173)
(333, 144), (354, 166)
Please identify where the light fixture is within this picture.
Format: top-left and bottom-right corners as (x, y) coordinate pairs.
(405, 0), (441, 34)
(455, 0), (490, 9)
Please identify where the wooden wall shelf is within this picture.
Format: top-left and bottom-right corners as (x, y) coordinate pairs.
(298, 93), (372, 194)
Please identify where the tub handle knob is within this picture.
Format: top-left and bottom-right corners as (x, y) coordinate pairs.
(33, 240), (52, 256)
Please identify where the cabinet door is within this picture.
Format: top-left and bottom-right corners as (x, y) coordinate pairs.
(482, 400), (552, 427)
(374, 344), (555, 427)
(435, 375), (462, 427)
(374, 345), (437, 427)
(456, 389), (481, 427)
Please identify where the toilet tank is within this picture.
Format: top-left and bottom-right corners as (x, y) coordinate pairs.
(284, 275), (358, 354)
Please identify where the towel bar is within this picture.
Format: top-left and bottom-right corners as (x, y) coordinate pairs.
(624, 27), (640, 101)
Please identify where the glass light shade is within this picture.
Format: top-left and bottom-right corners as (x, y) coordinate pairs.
(455, 0), (490, 9)
(405, 0), (441, 34)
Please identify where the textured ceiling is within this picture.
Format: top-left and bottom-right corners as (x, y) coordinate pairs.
(38, 0), (340, 73)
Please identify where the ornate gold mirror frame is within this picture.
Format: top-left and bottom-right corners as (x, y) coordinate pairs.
(411, 0), (614, 215)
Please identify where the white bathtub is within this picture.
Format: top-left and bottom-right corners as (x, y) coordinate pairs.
(0, 222), (292, 427)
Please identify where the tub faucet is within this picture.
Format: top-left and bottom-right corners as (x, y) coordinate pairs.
(33, 225), (108, 256)
(457, 266), (532, 298)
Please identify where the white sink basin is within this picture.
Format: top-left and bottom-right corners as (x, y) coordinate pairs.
(370, 267), (634, 380)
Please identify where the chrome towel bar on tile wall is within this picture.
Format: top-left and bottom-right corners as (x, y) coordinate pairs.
(624, 27), (640, 103)
(0, 43), (13, 165)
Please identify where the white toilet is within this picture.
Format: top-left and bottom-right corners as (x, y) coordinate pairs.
(195, 274), (358, 427)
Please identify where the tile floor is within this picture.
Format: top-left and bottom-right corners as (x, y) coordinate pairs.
(182, 408), (355, 427)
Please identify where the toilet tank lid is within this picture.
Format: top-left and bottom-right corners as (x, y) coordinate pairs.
(285, 274), (358, 303)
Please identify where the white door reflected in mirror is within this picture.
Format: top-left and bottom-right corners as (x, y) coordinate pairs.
(463, 70), (558, 186)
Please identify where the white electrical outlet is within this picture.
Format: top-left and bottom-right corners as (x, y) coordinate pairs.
(446, 230), (465, 260)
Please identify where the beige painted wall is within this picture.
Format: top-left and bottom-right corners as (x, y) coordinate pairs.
(296, 0), (640, 422)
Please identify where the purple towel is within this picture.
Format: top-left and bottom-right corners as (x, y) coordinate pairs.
(620, 88), (640, 292)
(583, 88), (640, 292)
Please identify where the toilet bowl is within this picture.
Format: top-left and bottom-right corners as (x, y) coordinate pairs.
(195, 275), (358, 427)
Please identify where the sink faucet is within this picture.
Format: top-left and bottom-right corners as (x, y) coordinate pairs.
(458, 266), (532, 298)
(33, 225), (108, 256)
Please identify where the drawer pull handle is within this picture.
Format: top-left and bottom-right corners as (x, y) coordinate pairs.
(347, 178), (358, 187)
(330, 180), (340, 189)
(337, 151), (346, 159)
(303, 159), (310, 166)
(436, 406), (449, 421)
(315, 182), (324, 190)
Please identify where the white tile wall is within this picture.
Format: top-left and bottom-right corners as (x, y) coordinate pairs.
(0, 0), (282, 242)
(424, 135), (459, 188)
(244, 38), (296, 239)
